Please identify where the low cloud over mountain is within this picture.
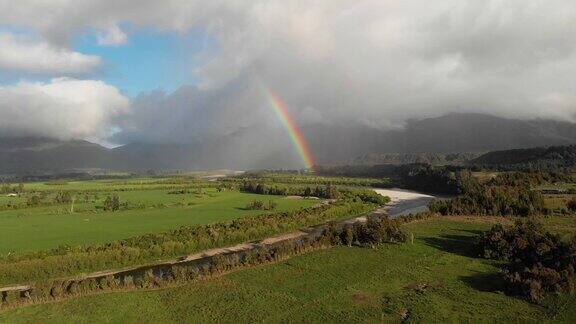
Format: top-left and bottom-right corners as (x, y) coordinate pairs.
(2, 113), (576, 174)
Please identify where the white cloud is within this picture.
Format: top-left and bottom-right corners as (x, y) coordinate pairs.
(96, 24), (127, 46)
(0, 32), (101, 74)
(0, 78), (129, 140)
(0, 33), (101, 74)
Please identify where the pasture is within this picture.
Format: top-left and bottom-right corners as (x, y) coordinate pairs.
(3, 216), (576, 323)
(0, 178), (318, 254)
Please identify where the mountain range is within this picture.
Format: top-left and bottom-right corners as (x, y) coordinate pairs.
(1, 113), (576, 175)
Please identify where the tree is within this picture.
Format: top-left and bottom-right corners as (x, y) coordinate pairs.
(103, 194), (121, 211)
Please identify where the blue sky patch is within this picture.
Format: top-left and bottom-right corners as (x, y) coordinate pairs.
(75, 28), (210, 97)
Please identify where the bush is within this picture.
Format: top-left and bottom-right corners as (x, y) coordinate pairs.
(103, 194), (121, 211)
(477, 220), (576, 302)
(353, 216), (407, 245)
(245, 200), (265, 210)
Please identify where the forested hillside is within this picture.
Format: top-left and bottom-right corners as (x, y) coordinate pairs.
(470, 145), (576, 170)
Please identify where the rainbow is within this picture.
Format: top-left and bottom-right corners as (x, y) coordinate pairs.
(267, 91), (316, 170)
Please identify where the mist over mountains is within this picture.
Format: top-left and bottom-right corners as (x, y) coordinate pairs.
(2, 113), (576, 175)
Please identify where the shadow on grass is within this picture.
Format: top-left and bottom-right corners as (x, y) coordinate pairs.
(461, 229), (485, 236)
(460, 272), (506, 293)
(421, 234), (478, 257)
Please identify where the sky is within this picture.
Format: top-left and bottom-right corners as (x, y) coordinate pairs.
(0, 0), (576, 150)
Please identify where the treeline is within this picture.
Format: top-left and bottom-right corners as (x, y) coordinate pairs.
(227, 173), (392, 188)
(239, 182), (390, 205)
(3, 192), (141, 212)
(477, 220), (576, 302)
(349, 152), (478, 166)
(33, 183), (219, 194)
(0, 197), (376, 285)
(429, 172), (547, 217)
(394, 164), (464, 195)
(240, 182), (340, 199)
(316, 163), (465, 195)
(0, 215), (406, 308)
(487, 171), (574, 187)
(470, 145), (576, 172)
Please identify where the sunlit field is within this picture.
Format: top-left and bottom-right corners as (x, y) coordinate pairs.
(3, 216), (576, 323)
(0, 179), (318, 254)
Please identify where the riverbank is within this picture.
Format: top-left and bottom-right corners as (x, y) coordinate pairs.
(375, 188), (435, 217)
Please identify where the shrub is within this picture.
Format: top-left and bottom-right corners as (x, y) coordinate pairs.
(245, 200), (264, 210)
(353, 216), (407, 245)
(477, 220), (576, 302)
(103, 194), (121, 211)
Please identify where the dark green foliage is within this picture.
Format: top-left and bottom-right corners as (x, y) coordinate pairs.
(350, 216), (407, 245)
(396, 164), (464, 195)
(239, 181), (389, 205)
(317, 163), (470, 195)
(339, 188), (389, 205)
(227, 172), (392, 188)
(429, 172), (546, 217)
(239, 182), (341, 199)
(471, 145), (576, 171)
(567, 199), (576, 213)
(477, 220), (576, 302)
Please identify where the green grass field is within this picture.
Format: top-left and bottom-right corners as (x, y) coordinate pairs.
(0, 184), (317, 254)
(3, 216), (575, 323)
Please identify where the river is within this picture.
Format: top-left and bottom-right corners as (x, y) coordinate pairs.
(375, 188), (436, 217)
